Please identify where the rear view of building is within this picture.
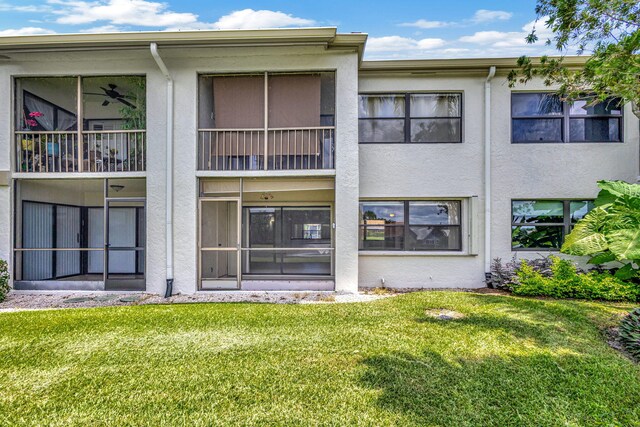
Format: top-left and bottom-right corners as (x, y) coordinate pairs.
(0, 28), (637, 294)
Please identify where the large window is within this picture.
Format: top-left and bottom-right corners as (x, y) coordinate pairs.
(243, 206), (332, 276)
(511, 93), (623, 143)
(359, 93), (462, 143)
(511, 200), (594, 250)
(360, 200), (462, 251)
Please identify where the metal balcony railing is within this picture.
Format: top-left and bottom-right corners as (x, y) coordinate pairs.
(16, 130), (146, 173)
(198, 127), (335, 171)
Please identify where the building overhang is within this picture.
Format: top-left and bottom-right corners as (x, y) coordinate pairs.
(359, 56), (589, 75)
(0, 27), (368, 62)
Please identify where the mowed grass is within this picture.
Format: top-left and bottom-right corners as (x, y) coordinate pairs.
(1, 292), (639, 426)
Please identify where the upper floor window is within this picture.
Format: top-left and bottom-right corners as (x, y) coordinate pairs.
(360, 200), (462, 251)
(511, 93), (623, 143)
(359, 93), (462, 143)
(511, 199), (594, 250)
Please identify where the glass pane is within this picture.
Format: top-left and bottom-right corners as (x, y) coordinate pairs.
(512, 201), (564, 224)
(320, 72), (336, 126)
(569, 118), (620, 142)
(512, 118), (562, 142)
(512, 226), (563, 249)
(359, 225), (404, 250)
(360, 202), (404, 224)
(82, 76), (146, 131)
(512, 93), (563, 116)
(242, 249), (331, 275)
(407, 226), (461, 250)
(16, 77), (78, 131)
(411, 118), (461, 142)
(358, 95), (405, 118)
(410, 94), (460, 117)
(570, 201), (594, 223)
(201, 201), (238, 248)
(569, 98), (622, 116)
(409, 201), (460, 225)
(282, 207), (331, 247)
(359, 119), (405, 143)
(246, 208), (277, 247)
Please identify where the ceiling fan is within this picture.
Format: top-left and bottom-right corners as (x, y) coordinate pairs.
(84, 83), (137, 109)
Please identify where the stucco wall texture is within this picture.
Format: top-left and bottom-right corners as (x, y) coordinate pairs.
(0, 42), (638, 293)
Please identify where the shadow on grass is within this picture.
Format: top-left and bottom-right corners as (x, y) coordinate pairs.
(359, 349), (640, 426)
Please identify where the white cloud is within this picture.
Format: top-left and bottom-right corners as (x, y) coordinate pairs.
(0, 2), (45, 12)
(471, 10), (513, 23)
(48, 0), (198, 27)
(366, 36), (446, 52)
(42, 2), (315, 32)
(207, 8), (315, 30)
(79, 25), (123, 33)
(0, 27), (57, 36)
(459, 17), (553, 48)
(399, 19), (451, 29)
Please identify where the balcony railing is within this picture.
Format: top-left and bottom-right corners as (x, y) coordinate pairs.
(16, 130), (146, 173)
(198, 127), (335, 171)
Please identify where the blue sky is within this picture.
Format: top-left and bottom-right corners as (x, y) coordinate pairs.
(0, 0), (559, 59)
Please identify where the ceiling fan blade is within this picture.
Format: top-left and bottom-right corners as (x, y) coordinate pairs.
(83, 92), (106, 96)
(102, 100), (110, 107)
(117, 98), (136, 109)
(108, 83), (118, 90)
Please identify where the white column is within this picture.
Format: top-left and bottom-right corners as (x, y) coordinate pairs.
(333, 54), (359, 293)
(0, 67), (12, 281)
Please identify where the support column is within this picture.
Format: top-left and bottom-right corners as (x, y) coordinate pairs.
(333, 55), (359, 293)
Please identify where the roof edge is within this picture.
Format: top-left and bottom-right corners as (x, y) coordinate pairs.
(360, 56), (589, 72)
(0, 27), (364, 51)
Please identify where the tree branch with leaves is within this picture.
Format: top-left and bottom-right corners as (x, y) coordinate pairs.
(508, 0), (640, 117)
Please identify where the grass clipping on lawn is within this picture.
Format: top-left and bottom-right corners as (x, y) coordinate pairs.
(0, 292), (639, 426)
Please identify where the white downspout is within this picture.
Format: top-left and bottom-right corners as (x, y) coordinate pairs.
(150, 42), (174, 297)
(484, 66), (496, 285)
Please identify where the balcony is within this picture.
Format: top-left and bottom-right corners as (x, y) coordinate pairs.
(14, 76), (146, 174)
(197, 72), (335, 172)
(16, 130), (146, 173)
(197, 127), (334, 171)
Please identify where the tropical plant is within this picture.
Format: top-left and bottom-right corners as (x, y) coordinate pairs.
(619, 308), (640, 360)
(561, 180), (640, 279)
(512, 256), (639, 301)
(0, 259), (9, 303)
(508, 0), (640, 118)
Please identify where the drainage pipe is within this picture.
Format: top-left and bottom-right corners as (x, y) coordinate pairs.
(484, 66), (496, 286)
(150, 42), (174, 297)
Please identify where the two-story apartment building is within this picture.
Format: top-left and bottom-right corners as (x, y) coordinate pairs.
(0, 28), (637, 295)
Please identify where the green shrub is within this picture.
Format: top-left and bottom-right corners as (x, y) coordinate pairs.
(0, 259), (9, 303)
(512, 256), (640, 302)
(619, 308), (640, 361)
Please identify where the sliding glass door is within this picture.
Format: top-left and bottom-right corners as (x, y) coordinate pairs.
(242, 206), (332, 276)
(104, 199), (145, 291)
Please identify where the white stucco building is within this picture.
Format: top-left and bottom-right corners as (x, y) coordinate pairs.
(0, 28), (637, 295)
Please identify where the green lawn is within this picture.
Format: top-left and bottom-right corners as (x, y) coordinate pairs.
(1, 292), (639, 426)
